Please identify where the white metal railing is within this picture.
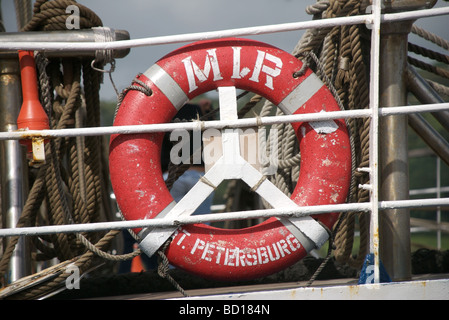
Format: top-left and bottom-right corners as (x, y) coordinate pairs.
(410, 154), (449, 250)
(0, 6), (448, 52)
(1, 197), (448, 238)
(0, 103), (448, 141)
(1, 0), (449, 287)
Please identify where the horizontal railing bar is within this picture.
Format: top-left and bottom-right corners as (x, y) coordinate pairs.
(2, 109), (370, 140)
(382, 6), (449, 23)
(410, 217), (449, 233)
(410, 186), (449, 196)
(0, 15), (371, 51)
(1, 102), (447, 140)
(1, 198), (448, 238)
(379, 197), (449, 210)
(0, 7), (447, 52)
(380, 103), (449, 116)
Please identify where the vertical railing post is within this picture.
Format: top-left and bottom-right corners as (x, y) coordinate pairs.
(368, 0), (382, 284)
(0, 58), (31, 283)
(376, 0), (439, 284)
(378, 18), (412, 281)
(436, 157), (441, 250)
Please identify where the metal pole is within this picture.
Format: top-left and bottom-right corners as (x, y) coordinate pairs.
(0, 28), (130, 58)
(379, 20), (412, 281)
(405, 65), (449, 132)
(408, 113), (449, 166)
(0, 58), (30, 283)
(13, 0), (32, 30)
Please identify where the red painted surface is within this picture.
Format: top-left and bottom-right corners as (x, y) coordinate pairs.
(109, 38), (351, 281)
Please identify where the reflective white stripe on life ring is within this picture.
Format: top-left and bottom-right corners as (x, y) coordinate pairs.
(279, 72), (323, 114)
(143, 64), (188, 110)
(279, 73), (338, 134)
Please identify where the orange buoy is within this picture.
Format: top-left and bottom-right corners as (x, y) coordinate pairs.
(17, 50), (49, 155)
(130, 243), (146, 273)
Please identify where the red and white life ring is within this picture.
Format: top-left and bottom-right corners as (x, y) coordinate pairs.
(109, 38), (351, 281)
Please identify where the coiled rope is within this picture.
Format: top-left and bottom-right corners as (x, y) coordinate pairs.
(0, 0), (124, 299)
(409, 24), (449, 98)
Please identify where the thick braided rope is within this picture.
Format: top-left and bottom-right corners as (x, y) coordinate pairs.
(3, 230), (118, 300)
(1, 0), (119, 292)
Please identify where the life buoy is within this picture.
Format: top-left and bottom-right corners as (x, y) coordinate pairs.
(109, 38), (351, 281)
